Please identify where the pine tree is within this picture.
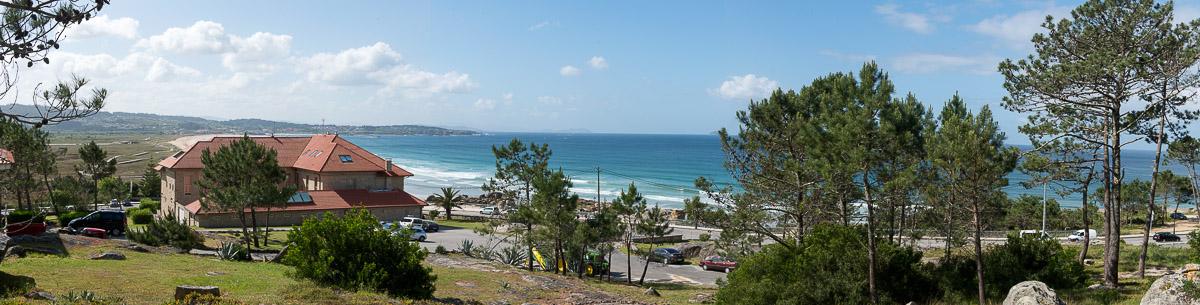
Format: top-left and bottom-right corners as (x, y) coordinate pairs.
(76, 140), (115, 209)
(197, 135), (295, 248)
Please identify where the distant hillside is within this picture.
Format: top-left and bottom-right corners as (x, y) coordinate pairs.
(0, 104), (477, 135)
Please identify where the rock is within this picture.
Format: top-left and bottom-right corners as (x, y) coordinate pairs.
(1084, 259), (1096, 265)
(644, 287), (661, 297)
(89, 251), (126, 260)
(5, 245), (63, 257)
(205, 271), (224, 276)
(174, 285), (220, 300)
(679, 243), (704, 258)
(1181, 264), (1200, 281)
(689, 293), (714, 303)
(1002, 281), (1065, 305)
(125, 244), (149, 253)
(1141, 273), (1200, 305)
(1088, 284), (1104, 290)
(22, 290), (54, 301)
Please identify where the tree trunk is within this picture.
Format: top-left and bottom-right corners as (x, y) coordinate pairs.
(973, 202), (985, 305)
(1103, 127), (1120, 288)
(626, 233), (633, 284)
(1079, 171), (1093, 265)
(944, 194), (953, 261)
(638, 241), (654, 285)
(862, 174), (878, 305)
(1139, 112), (1167, 277)
(250, 209), (261, 248)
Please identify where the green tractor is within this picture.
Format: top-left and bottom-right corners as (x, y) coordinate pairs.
(583, 250), (609, 276)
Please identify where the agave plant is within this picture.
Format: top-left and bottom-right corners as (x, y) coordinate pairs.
(458, 240), (475, 257)
(217, 241), (250, 261)
(496, 244), (527, 266)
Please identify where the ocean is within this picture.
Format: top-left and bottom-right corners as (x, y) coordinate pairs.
(347, 133), (1188, 210)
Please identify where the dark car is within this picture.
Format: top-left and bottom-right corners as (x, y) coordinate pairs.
(1153, 232), (1182, 242)
(699, 255), (738, 273)
(67, 210), (127, 236)
(649, 248), (685, 264)
(1171, 212), (1189, 220)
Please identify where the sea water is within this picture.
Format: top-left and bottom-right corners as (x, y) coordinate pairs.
(348, 133), (1186, 209)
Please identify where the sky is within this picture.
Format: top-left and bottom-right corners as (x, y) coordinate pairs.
(20, 0), (1200, 144)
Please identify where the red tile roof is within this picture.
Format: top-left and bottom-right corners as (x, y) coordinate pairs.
(185, 189), (426, 215)
(158, 134), (412, 176)
(0, 148), (12, 164)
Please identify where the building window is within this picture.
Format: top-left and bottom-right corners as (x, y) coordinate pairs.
(339, 155), (353, 163)
(183, 176), (192, 195)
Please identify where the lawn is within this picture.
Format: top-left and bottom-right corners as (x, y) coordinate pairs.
(0, 235), (716, 304)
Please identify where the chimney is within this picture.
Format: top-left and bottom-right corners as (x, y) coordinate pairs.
(386, 158), (393, 173)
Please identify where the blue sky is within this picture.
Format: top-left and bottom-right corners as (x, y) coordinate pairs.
(27, 0), (1200, 145)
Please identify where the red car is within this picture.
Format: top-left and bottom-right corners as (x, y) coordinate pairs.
(699, 255), (738, 273)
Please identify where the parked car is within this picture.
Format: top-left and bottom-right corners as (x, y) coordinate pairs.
(407, 228), (427, 242)
(79, 227), (108, 239)
(108, 199), (121, 208)
(122, 200), (134, 207)
(1067, 229), (1098, 242)
(65, 210), (127, 236)
(480, 206), (500, 215)
(1018, 229), (1051, 239)
(649, 248), (685, 264)
(1153, 232), (1182, 242)
(398, 217), (439, 232)
(1171, 212), (1189, 220)
(699, 255), (738, 273)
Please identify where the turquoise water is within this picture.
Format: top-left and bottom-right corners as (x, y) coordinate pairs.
(347, 133), (1185, 209)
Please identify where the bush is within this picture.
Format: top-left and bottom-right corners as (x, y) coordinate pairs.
(428, 210), (441, 219)
(714, 224), (935, 305)
(283, 208), (436, 299)
(935, 234), (1086, 299)
(138, 198), (160, 212)
(435, 245), (448, 255)
(699, 233), (711, 242)
(217, 242), (251, 261)
(57, 211), (90, 227)
(5, 210), (44, 224)
(127, 213), (204, 249)
(129, 209), (154, 225)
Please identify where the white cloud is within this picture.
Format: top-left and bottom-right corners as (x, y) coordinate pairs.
(560, 65), (581, 77)
(474, 98), (496, 110)
(890, 53), (1000, 75)
(972, 6), (1070, 49)
(136, 20), (228, 53)
(64, 15), (139, 40)
(146, 57), (202, 82)
(712, 74), (778, 101)
(589, 56), (608, 70)
(529, 21), (559, 31)
(301, 42), (476, 96)
(223, 32), (292, 72)
(42, 51), (201, 82)
(875, 4), (933, 34)
(502, 93), (514, 105)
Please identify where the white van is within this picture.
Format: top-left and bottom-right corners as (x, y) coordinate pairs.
(1067, 229), (1098, 242)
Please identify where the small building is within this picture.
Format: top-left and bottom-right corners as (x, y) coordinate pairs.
(0, 148), (13, 170)
(155, 134), (426, 228)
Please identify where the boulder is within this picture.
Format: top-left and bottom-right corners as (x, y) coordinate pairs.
(1002, 281), (1065, 305)
(677, 241), (719, 259)
(23, 290), (55, 301)
(174, 285), (220, 300)
(5, 245), (63, 258)
(689, 293), (714, 303)
(1141, 273), (1200, 305)
(89, 251), (126, 260)
(644, 287), (661, 297)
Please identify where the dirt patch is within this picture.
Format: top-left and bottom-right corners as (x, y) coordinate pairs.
(427, 254), (656, 305)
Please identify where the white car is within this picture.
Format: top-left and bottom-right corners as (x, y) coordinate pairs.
(480, 206), (499, 215)
(1067, 229), (1098, 242)
(397, 217), (439, 232)
(381, 222), (427, 242)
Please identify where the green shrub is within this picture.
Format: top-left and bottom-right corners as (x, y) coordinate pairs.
(435, 245), (448, 255)
(428, 210), (441, 219)
(699, 233), (711, 242)
(129, 209), (154, 225)
(138, 198), (160, 212)
(57, 211), (90, 227)
(283, 208), (436, 299)
(714, 224), (935, 305)
(127, 213), (203, 249)
(1189, 231), (1200, 259)
(935, 234), (1086, 299)
(217, 242), (251, 261)
(5, 210), (44, 224)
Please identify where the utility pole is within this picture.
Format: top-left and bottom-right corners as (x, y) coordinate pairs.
(596, 167), (601, 204)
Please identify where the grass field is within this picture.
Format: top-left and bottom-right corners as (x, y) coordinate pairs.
(0, 235), (716, 304)
(48, 133), (180, 179)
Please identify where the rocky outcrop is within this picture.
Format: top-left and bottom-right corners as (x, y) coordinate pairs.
(1141, 272), (1200, 305)
(89, 251), (126, 260)
(1002, 281), (1065, 305)
(175, 285), (220, 300)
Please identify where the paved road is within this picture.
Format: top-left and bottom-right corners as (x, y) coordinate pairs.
(415, 223), (727, 286)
